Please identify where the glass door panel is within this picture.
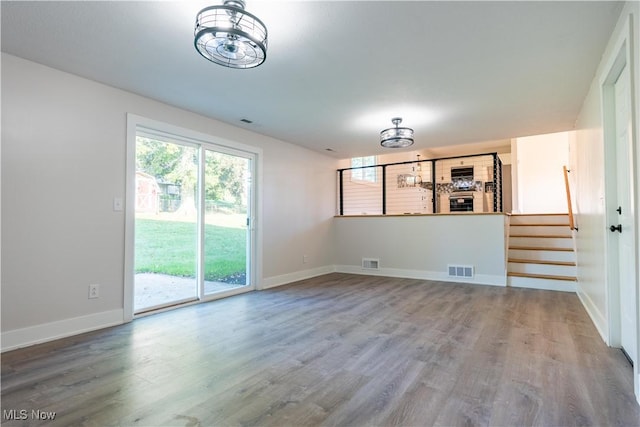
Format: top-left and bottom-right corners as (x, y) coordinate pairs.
(203, 149), (250, 295)
(134, 137), (199, 312)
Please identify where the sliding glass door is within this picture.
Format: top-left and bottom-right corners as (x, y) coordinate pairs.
(203, 149), (251, 296)
(132, 127), (255, 314)
(134, 137), (199, 312)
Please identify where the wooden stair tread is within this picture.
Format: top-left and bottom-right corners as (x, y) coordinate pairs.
(508, 272), (577, 281)
(508, 258), (576, 266)
(509, 246), (574, 252)
(510, 234), (572, 238)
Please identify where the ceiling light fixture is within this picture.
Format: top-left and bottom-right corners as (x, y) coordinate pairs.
(194, 0), (268, 69)
(380, 117), (414, 148)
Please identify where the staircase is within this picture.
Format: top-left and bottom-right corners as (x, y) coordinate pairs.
(507, 213), (577, 292)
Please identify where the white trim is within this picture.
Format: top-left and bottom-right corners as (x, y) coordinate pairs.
(598, 12), (640, 402)
(507, 277), (576, 293)
(334, 265), (506, 287)
(197, 145), (206, 300)
(1, 310), (124, 353)
(129, 115), (261, 156)
(601, 35), (629, 350)
(124, 115), (137, 322)
(261, 265), (336, 290)
(577, 288), (609, 344)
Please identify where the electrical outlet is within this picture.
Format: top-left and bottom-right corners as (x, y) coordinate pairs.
(88, 284), (100, 299)
(303, 255), (308, 264)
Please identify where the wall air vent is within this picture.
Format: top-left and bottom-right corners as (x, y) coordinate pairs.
(448, 264), (474, 278)
(362, 258), (380, 270)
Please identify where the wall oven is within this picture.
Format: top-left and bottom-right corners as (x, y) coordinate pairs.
(450, 193), (474, 212)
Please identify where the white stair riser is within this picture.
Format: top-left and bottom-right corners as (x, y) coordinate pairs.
(508, 249), (575, 263)
(507, 276), (577, 292)
(509, 236), (574, 249)
(510, 215), (569, 225)
(507, 214), (577, 293)
(509, 225), (571, 236)
(508, 262), (576, 277)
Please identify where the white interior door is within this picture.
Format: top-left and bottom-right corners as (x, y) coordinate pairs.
(614, 65), (636, 365)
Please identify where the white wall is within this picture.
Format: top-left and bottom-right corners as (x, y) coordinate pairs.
(513, 131), (569, 214)
(571, 0), (639, 343)
(570, 0), (640, 399)
(333, 214), (507, 286)
(571, 84), (609, 337)
(1, 54), (337, 349)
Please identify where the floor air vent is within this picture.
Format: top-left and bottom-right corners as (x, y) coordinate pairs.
(448, 264), (474, 278)
(362, 258), (380, 270)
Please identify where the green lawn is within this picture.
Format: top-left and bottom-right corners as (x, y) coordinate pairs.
(135, 218), (246, 283)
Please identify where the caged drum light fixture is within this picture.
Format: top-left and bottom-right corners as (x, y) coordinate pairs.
(194, 0), (268, 69)
(380, 117), (414, 148)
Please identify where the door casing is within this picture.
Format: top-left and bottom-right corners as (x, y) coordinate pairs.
(601, 16), (640, 400)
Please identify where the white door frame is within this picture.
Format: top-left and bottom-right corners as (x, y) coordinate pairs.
(124, 114), (263, 322)
(601, 16), (640, 399)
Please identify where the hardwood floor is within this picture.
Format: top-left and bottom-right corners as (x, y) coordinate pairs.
(2, 273), (640, 426)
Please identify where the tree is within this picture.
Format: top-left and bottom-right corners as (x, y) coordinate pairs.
(136, 137), (197, 216)
(205, 151), (247, 207)
(136, 137), (247, 215)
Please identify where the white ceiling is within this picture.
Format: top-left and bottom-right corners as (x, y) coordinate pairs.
(1, 1), (622, 158)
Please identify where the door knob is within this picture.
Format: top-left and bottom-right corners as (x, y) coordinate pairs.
(610, 224), (622, 233)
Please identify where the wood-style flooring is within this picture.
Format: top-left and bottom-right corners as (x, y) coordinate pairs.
(2, 273), (640, 426)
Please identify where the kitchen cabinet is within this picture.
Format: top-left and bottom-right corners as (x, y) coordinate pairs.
(474, 192), (484, 212)
(387, 186), (432, 214)
(438, 194), (450, 213)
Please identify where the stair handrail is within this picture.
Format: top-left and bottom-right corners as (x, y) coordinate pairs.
(563, 166), (578, 231)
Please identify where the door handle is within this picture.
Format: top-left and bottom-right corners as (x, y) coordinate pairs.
(610, 224), (622, 233)
(616, 206), (622, 214)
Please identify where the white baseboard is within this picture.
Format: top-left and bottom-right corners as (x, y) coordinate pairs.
(334, 265), (506, 287)
(261, 265), (336, 290)
(1, 309), (124, 353)
(507, 276), (577, 292)
(576, 287), (608, 344)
